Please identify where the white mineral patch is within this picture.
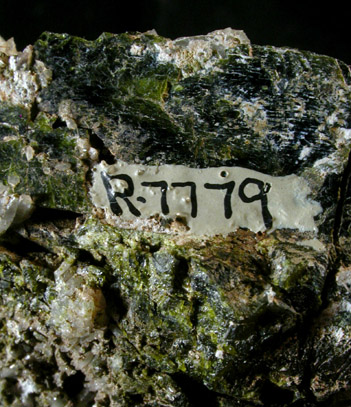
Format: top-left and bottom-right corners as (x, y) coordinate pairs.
(51, 260), (107, 342)
(77, 138), (98, 161)
(265, 287), (276, 303)
(24, 145), (35, 161)
(34, 59), (52, 88)
(54, 161), (71, 172)
(0, 39), (52, 108)
(7, 174), (20, 188)
(313, 127), (351, 177)
(299, 146), (312, 160)
(336, 266), (351, 292)
(58, 99), (78, 129)
(297, 239), (326, 252)
(152, 28), (250, 77)
(0, 183), (34, 235)
(130, 44), (145, 56)
(19, 377), (38, 401)
(90, 160), (322, 236)
(336, 127), (351, 147)
(0, 36), (18, 56)
(332, 327), (344, 344)
(341, 300), (351, 313)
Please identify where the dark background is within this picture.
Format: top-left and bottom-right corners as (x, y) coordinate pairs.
(1, 0), (350, 64)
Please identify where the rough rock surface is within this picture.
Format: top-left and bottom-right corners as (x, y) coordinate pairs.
(0, 29), (351, 406)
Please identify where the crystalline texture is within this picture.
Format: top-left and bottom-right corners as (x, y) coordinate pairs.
(0, 30), (351, 407)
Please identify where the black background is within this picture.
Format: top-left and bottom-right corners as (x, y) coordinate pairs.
(0, 0), (350, 64)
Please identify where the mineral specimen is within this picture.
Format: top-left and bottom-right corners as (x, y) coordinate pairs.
(0, 28), (351, 406)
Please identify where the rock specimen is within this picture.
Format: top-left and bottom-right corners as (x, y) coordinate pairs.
(0, 28), (351, 406)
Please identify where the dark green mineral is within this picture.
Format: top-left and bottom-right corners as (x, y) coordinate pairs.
(0, 29), (351, 406)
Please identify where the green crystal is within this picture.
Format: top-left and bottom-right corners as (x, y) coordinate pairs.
(0, 29), (351, 406)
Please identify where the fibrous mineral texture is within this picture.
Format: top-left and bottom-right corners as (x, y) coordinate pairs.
(1, 29), (351, 406)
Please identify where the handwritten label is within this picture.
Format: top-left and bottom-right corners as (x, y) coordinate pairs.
(90, 160), (322, 235)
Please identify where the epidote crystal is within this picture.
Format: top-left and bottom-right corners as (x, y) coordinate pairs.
(0, 29), (350, 406)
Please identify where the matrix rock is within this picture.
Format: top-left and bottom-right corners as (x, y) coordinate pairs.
(0, 29), (350, 406)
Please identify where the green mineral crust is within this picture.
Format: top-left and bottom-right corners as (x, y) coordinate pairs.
(0, 29), (351, 406)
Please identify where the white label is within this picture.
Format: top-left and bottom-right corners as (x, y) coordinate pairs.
(90, 160), (322, 236)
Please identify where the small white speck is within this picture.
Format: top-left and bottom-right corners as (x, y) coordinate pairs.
(333, 327), (344, 344)
(266, 287), (276, 303)
(89, 147), (99, 161)
(299, 146), (312, 160)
